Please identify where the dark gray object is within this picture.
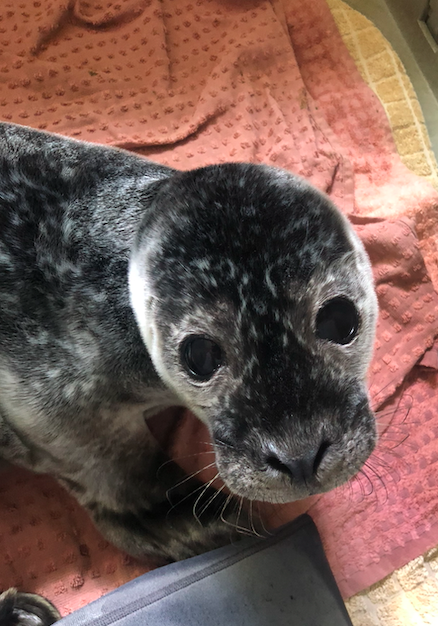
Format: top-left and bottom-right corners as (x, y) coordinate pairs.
(57, 515), (353, 626)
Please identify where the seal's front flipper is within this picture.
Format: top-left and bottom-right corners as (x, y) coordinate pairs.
(0, 588), (60, 626)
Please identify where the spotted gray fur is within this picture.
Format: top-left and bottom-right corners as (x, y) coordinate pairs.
(0, 123), (377, 610)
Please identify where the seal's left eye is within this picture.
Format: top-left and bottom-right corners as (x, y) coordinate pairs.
(181, 336), (223, 380)
(316, 297), (359, 345)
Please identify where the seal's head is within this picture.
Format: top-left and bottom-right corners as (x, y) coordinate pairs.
(129, 163), (378, 503)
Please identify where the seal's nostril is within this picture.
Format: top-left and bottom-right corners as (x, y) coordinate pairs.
(265, 455), (291, 475)
(266, 441), (331, 483)
(313, 440), (331, 473)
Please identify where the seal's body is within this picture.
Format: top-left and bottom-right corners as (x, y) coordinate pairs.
(0, 123), (377, 571)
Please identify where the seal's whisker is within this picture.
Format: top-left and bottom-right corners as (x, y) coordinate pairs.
(375, 407), (414, 423)
(197, 483), (226, 519)
(213, 439), (235, 451)
(367, 458), (397, 486)
(156, 452), (215, 476)
(370, 445), (411, 477)
(236, 496), (244, 534)
(375, 419), (417, 430)
(362, 461), (389, 503)
(184, 439), (234, 452)
(374, 394), (413, 419)
(220, 494), (234, 525)
(165, 483), (207, 518)
(248, 500), (262, 538)
(223, 496), (256, 537)
(346, 475), (355, 501)
(219, 494), (257, 536)
(368, 451), (400, 473)
(370, 373), (414, 420)
(255, 502), (272, 537)
(374, 392), (415, 453)
(378, 433), (411, 451)
(351, 473), (368, 501)
(193, 474), (219, 526)
(369, 372), (404, 401)
(355, 469), (375, 498)
(165, 462), (216, 501)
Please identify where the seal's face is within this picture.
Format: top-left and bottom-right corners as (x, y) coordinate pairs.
(129, 164), (378, 503)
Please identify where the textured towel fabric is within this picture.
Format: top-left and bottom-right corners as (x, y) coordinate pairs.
(0, 0), (438, 616)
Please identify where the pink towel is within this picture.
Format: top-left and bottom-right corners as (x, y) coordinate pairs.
(0, 0), (438, 613)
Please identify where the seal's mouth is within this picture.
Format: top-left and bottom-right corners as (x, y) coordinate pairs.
(146, 406), (376, 504)
(145, 406), (317, 530)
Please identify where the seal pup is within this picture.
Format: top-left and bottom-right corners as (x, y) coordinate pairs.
(0, 122), (377, 623)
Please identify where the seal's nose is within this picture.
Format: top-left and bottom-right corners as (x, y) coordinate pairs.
(265, 442), (330, 483)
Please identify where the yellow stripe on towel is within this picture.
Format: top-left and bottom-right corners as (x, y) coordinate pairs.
(328, 0), (438, 188)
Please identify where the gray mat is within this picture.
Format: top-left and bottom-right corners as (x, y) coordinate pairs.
(58, 514), (352, 626)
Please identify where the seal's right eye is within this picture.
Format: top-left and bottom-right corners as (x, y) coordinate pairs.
(181, 336), (223, 380)
(316, 297), (359, 345)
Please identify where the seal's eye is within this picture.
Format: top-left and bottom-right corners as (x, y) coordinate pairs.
(181, 336), (223, 380)
(316, 297), (359, 345)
